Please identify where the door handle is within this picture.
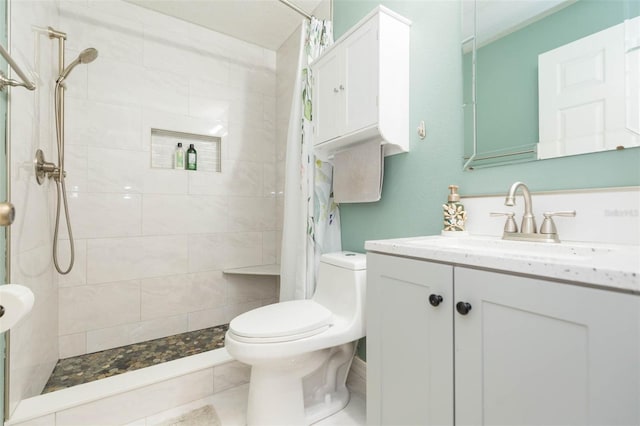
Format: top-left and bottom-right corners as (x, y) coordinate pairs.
(0, 202), (15, 226)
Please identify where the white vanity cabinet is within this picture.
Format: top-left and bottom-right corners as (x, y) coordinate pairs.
(367, 253), (454, 425)
(311, 6), (410, 157)
(367, 253), (640, 426)
(454, 267), (639, 426)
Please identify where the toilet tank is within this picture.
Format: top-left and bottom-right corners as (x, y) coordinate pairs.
(312, 252), (366, 322)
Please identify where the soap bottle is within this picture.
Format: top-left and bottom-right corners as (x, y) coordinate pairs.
(174, 142), (185, 169)
(186, 143), (197, 171)
(442, 184), (467, 232)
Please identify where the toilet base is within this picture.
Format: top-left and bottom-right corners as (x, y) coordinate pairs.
(246, 349), (328, 425)
(247, 367), (306, 425)
(305, 386), (350, 425)
(245, 343), (357, 425)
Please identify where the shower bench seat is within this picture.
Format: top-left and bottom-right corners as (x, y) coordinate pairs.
(223, 264), (280, 276)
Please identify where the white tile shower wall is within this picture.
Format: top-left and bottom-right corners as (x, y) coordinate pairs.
(55, 0), (279, 357)
(9, 0), (60, 412)
(275, 28), (299, 265)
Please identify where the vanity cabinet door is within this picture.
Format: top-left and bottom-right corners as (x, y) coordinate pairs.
(367, 253), (454, 426)
(454, 267), (640, 426)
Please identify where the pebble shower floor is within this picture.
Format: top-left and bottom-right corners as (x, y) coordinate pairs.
(42, 324), (229, 393)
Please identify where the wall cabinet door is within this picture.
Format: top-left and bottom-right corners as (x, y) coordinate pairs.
(367, 253), (454, 426)
(312, 49), (343, 143)
(312, 18), (379, 143)
(342, 17), (379, 135)
(311, 7), (410, 157)
(454, 267), (640, 426)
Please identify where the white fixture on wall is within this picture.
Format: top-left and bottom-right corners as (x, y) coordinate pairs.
(311, 6), (411, 160)
(0, 284), (35, 333)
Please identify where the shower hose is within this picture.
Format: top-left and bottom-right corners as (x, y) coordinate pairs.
(52, 79), (74, 274)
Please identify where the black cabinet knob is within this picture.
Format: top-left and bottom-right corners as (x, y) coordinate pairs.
(429, 294), (443, 307)
(456, 301), (472, 315)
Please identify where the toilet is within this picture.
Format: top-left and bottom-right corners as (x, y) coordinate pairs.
(225, 251), (366, 425)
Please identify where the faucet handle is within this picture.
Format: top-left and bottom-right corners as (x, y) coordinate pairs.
(540, 211), (576, 235)
(490, 212), (518, 233)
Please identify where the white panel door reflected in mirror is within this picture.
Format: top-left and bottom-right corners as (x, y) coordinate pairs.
(538, 16), (640, 159)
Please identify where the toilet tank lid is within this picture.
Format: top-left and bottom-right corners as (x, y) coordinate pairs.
(320, 252), (366, 270)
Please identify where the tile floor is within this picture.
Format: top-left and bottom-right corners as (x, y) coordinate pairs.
(127, 383), (366, 426)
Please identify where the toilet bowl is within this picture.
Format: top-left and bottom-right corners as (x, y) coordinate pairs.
(225, 251), (366, 425)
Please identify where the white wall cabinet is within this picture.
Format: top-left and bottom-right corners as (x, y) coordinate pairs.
(311, 6), (410, 158)
(367, 253), (640, 426)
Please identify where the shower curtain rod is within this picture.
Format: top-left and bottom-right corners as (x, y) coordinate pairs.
(0, 43), (36, 91)
(278, 0), (312, 20)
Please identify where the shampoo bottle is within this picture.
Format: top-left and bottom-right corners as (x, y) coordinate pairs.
(186, 143), (197, 171)
(442, 184), (467, 232)
(174, 142), (185, 169)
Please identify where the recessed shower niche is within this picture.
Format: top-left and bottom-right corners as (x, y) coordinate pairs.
(150, 128), (222, 172)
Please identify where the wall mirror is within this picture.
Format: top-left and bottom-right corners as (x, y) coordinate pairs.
(462, 0), (640, 170)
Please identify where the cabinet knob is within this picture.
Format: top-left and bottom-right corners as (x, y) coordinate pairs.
(456, 301), (472, 315)
(339, 84), (345, 91)
(428, 294), (443, 307)
(333, 88), (339, 93)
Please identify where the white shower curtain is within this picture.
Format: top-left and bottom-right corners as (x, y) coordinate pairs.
(280, 18), (341, 302)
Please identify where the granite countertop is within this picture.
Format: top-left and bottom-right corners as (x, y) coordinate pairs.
(365, 235), (640, 294)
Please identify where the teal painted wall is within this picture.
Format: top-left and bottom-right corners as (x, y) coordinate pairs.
(464, 0), (640, 161)
(334, 0), (640, 360)
(335, 0), (640, 253)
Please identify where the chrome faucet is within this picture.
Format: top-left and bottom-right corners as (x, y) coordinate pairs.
(504, 181), (537, 234)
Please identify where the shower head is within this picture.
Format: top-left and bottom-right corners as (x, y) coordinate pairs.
(78, 47), (98, 64)
(59, 47), (98, 81)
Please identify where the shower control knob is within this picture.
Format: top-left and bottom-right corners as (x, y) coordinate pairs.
(456, 301), (472, 315)
(0, 202), (15, 227)
(428, 294), (443, 307)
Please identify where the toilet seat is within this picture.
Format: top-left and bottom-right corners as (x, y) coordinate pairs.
(229, 300), (333, 343)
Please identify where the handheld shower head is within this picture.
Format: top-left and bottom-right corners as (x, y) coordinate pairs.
(78, 47), (98, 64)
(59, 47), (98, 81)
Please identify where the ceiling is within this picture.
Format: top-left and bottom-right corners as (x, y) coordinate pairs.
(125, 0), (324, 50)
